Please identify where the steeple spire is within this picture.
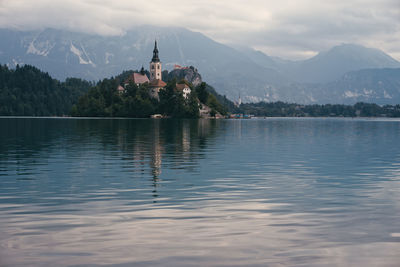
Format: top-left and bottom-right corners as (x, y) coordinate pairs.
(149, 40), (162, 81)
(151, 40), (160, 62)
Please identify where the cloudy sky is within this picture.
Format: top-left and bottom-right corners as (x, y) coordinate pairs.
(0, 0), (399, 60)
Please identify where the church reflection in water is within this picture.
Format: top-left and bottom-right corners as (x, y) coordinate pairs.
(125, 119), (220, 196)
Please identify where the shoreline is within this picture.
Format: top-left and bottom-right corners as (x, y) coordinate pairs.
(2, 116), (400, 120)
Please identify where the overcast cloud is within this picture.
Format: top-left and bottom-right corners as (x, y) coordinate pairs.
(0, 0), (399, 60)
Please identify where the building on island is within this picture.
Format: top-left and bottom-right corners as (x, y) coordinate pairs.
(121, 40), (195, 102)
(150, 41), (162, 81)
(125, 67), (149, 87)
(117, 85), (125, 94)
(175, 83), (191, 99)
(234, 93), (242, 107)
(121, 40), (167, 99)
(149, 79), (167, 99)
(147, 40), (166, 100)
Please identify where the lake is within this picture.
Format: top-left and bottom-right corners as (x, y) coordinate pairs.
(1, 117), (400, 266)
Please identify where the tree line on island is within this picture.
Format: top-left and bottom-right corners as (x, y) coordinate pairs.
(71, 77), (226, 118)
(1, 64), (400, 118)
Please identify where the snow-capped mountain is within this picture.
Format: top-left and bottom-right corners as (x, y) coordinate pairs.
(1, 26), (400, 104)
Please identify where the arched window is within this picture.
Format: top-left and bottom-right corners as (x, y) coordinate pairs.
(157, 65), (160, 69)
(152, 65), (155, 69)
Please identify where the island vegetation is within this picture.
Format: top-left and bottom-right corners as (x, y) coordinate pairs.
(71, 78), (227, 118)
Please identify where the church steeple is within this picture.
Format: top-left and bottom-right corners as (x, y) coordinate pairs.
(151, 40), (160, 63)
(150, 40), (162, 81)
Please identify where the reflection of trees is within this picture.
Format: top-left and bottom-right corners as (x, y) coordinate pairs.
(122, 119), (219, 182)
(0, 118), (220, 186)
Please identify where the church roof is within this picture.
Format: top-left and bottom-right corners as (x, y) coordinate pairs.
(133, 73), (149, 84)
(126, 72), (149, 85)
(149, 79), (166, 88)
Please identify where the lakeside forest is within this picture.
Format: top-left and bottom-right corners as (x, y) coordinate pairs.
(2, 64), (400, 118)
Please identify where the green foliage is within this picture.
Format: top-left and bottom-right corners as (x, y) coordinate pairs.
(206, 94), (226, 116)
(187, 90), (200, 118)
(73, 79), (157, 118)
(196, 82), (208, 104)
(74, 77), (203, 118)
(204, 83), (237, 113)
(158, 79), (199, 118)
(0, 64), (91, 116)
(194, 82), (229, 116)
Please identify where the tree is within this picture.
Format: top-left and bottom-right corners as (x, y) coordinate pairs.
(196, 82), (209, 104)
(186, 91), (200, 118)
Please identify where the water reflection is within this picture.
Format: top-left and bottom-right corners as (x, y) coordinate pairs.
(0, 118), (400, 266)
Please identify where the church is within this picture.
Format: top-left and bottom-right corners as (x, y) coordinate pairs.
(120, 41), (191, 100)
(147, 41), (167, 99)
(120, 41), (166, 99)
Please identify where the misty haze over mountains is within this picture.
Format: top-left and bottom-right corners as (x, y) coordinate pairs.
(1, 26), (400, 104)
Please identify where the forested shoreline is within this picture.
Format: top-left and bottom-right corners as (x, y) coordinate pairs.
(0, 65), (91, 116)
(237, 101), (400, 118)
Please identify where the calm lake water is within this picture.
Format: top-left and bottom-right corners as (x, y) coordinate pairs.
(1, 117), (400, 266)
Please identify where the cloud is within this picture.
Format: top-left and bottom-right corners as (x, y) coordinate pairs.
(0, 0), (399, 60)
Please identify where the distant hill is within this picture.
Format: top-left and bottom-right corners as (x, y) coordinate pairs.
(317, 68), (400, 104)
(264, 68), (400, 105)
(239, 44), (400, 84)
(277, 44), (400, 83)
(1, 27), (400, 104)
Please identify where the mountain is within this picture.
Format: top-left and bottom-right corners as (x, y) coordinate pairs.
(263, 68), (400, 105)
(0, 26), (284, 102)
(276, 44), (400, 83)
(318, 68), (400, 104)
(239, 44), (400, 84)
(236, 46), (277, 70)
(224, 45), (400, 104)
(1, 27), (400, 104)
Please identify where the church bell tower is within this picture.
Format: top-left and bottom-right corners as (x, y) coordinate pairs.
(150, 40), (162, 81)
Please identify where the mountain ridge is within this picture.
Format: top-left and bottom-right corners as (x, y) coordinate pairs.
(1, 26), (400, 104)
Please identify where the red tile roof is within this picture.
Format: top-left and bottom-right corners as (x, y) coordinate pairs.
(175, 83), (190, 91)
(149, 79), (167, 88)
(126, 73), (149, 85)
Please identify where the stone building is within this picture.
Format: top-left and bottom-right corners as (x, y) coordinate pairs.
(149, 79), (167, 100)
